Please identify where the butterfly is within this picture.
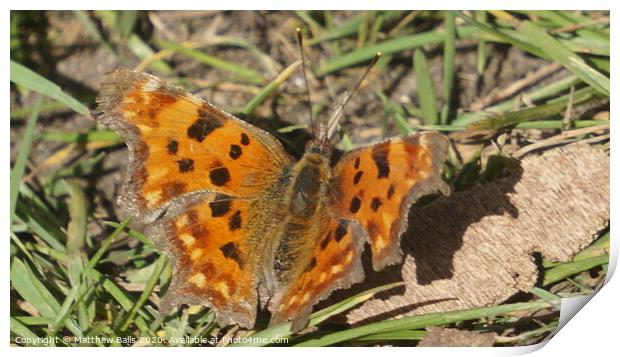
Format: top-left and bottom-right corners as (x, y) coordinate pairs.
(94, 69), (450, 331)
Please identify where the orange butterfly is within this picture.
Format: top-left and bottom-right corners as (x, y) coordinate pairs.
(94, 69), (449, 331)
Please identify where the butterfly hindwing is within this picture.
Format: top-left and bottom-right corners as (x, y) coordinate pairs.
(269, 216), (366, 331)
(148, 193), (262, 328)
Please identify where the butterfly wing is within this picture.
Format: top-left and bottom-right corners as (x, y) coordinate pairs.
(330, 132), (450, 271)
(268, 216), (367, 331)
(95, 69), (292, 222)
(148, 194), (264, 327)
(94, 70), (293, 328)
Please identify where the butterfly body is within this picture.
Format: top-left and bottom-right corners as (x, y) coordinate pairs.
(94, 69), (450, 330)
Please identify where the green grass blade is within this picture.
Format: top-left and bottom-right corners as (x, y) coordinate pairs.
(86, 218), (132, 272)
(440, 11), (456, 124)
(230, 282), (402, 347)
(10, 317), (42, 345)
(543, 254), (609, 286)
(316, 26), (477, 76)
(65, 181), (88, 252)
(453, 74), (582, 126)
(10, 61), (89, 115)
(127, 34), (172, 75)
(413, 49), (438, 125)
(457, 12), (548, 59)
(307, 11), (402, 46)
(11, 100), (69, 119)
(294, 10), (324, 33)
(475, 11), (488, 74)
(295, 300), (554, 346)
(514, 119), (608, 129)
(64, 180), (88, 287)
(466, 86), (603, 130)
(40, 130), (120, 143)
(11, 258), (60, 318)
(154, 40), (264, 84)
(115, 10), (137, 39)
(104, 221), (156, 249)
(10, 96), (42, 225)
(368, 14), (384, 45)
(588, 56), (610, 74)
(15, 192), (67, 253)
(485, 27), (610, 57)
(51, 218), (134, 336)
(206, 36), (278, 77)
(48, 153), (105, 184)
(356, 330), (426, 341)
(530, 287), (561, 310)
(73, 10), (114, 53)
(560, 36), (609, 56)
(310, 282), (404, 326)
(118, 255), (167, 331)
(308, 14), (364, 45)
(13, 316), (56, 325)
(573, 232), (609, 262)
(375, 90), (411, 135)
(239, 61), (301, 116)
(519, 21), (609, 96)
(50, 281), (92, 337)
(11, 257), (83, 338)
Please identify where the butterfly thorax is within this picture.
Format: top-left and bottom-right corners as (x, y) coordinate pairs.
(288, 151), (330, 218)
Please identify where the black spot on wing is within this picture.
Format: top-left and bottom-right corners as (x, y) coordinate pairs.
(228, 210), (242, 231)
(353, 171), (364, 185)
(349, 196), (361, 214)
(354, 156), (361, 169)
(229, 144), (242, 159)
(220, 242), (243, 268)
(305, 257), (317, 272)
(209, 167), (230, 186)
(240, 133), (250, 145)
(320, 231), (332, 250)
(209, 194), (231, 217)
(177, 158), (194, 173)
(334, 220), (349, 242)
(371, 145), (390, 179)
(370, 197), (382, 212)
(187, 107), (223, 142)
(387, 184), (396, 199)
(167, 138), (178, 155)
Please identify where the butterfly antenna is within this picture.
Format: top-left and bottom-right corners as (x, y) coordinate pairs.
(296, 27), (315, 138)
(324, 52), (382, 142)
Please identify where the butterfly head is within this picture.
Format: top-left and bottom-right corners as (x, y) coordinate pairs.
(304, 136), (332, 159)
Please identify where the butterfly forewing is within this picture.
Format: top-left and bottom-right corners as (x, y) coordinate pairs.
(330, 132), (450, 270)
(95, 70), (292, 222)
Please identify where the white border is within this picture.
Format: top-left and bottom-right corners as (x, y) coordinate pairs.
(4, 2), (617, 356)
